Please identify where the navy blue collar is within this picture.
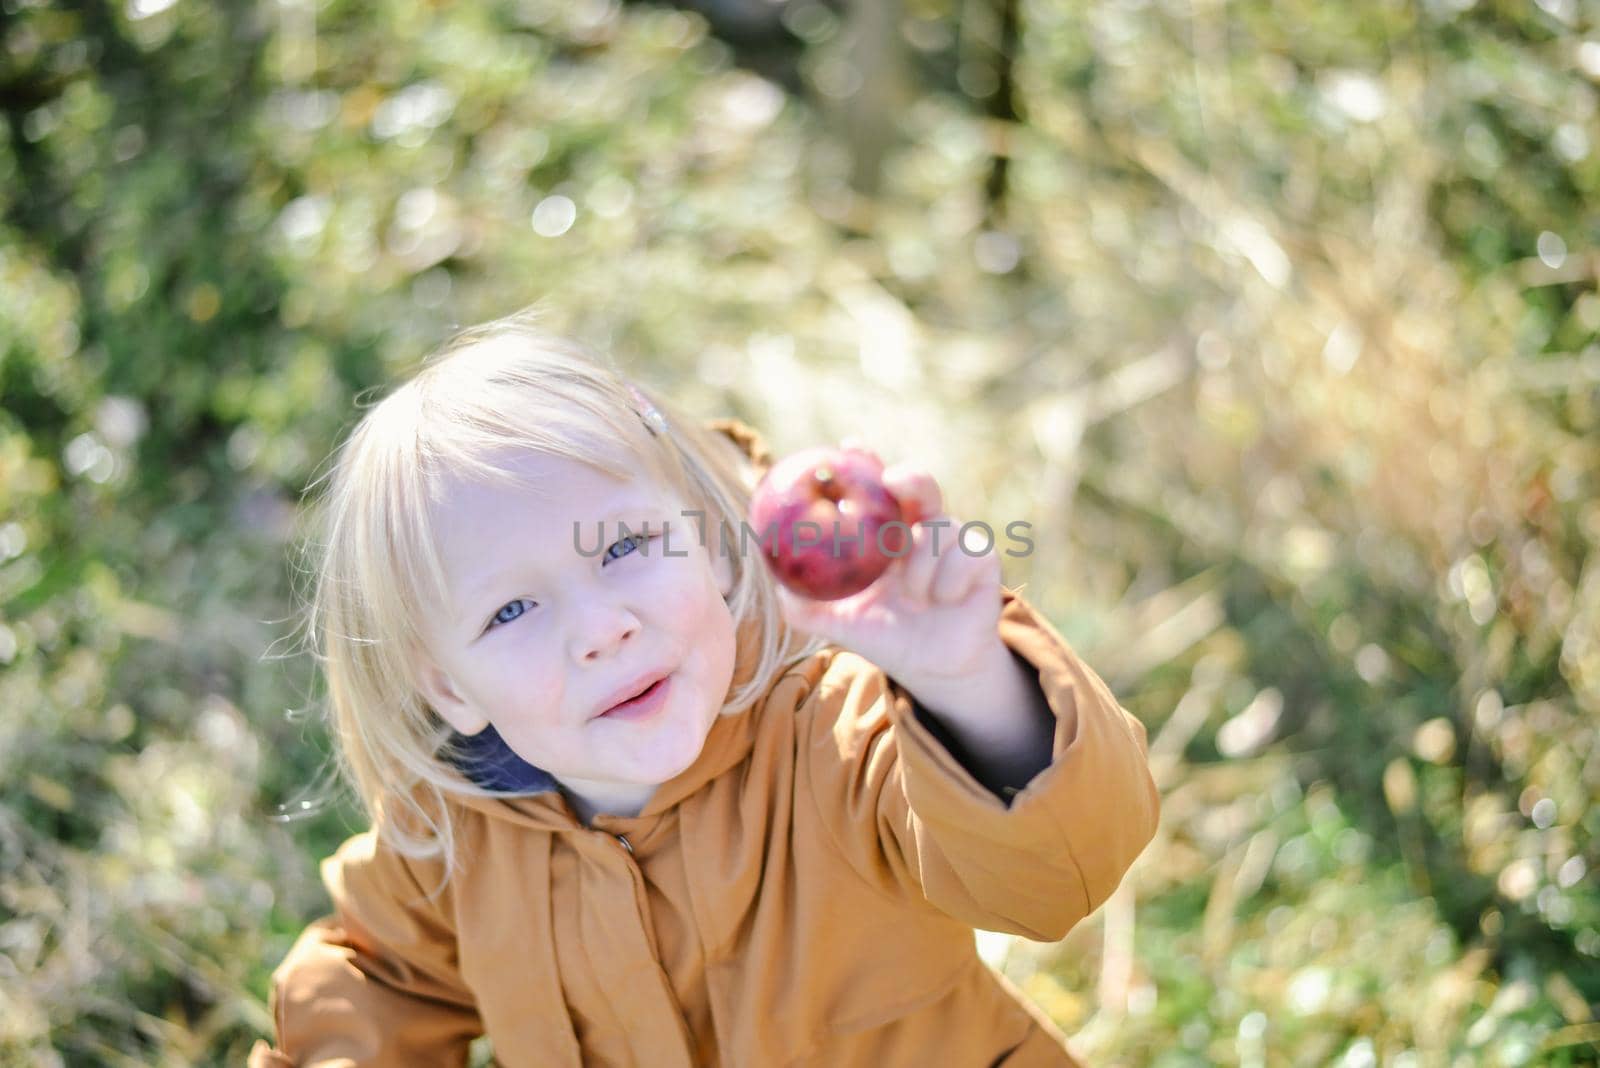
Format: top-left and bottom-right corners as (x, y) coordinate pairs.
(444, 723), (559, 795)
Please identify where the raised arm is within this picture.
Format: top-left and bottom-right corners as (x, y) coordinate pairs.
(803, 588), (1161, 942)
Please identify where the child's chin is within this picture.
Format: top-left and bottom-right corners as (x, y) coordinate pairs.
(648, 731), (712, 779)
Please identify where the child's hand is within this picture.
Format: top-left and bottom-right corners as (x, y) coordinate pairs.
(775, 439), (1010, 699)
(776, 441), (1061, 794)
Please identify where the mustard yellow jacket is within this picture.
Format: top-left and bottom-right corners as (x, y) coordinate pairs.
(249, 426), (1161, 1067)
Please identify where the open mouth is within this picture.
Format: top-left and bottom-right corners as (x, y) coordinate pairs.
(619, 677), (662, 706)
(602, 675), (671, 718)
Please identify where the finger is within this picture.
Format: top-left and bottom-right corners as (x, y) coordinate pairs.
(881, 465), (942, 526)
(896, 515), (948, 604)
(932, 530), (999, 605)
(954, 567), (1003, 616)
(953, 519), (1001, 562)
(775, 584), (832, 639)
(777, 581), (891, 658)
(927, 544), (969, 607)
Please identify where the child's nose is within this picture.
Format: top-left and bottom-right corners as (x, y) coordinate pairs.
(573, 603), (640, 663)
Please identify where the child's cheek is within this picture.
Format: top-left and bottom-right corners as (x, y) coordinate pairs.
(634, 557), (698, 618)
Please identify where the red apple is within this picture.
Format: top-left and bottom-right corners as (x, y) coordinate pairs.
(748, 446), (908, 601)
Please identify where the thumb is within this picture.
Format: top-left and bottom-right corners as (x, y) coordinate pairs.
(776, 584), (853, 646)
(775, 581), (895, 656)
(776, 584), (825, 634)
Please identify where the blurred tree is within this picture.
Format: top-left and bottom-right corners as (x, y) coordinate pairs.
(838, 0), (911, 195)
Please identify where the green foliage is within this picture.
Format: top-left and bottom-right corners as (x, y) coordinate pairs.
(2, 0), (1596, 1063)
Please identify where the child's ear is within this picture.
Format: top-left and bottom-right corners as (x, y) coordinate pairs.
(417, 660), (490, 736)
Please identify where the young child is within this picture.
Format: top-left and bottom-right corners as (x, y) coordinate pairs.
(248, 309), (1160, 1067)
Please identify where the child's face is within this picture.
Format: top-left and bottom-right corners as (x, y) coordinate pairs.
(416, 448), (739, 818)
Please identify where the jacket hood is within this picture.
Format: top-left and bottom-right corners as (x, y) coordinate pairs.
(438, 416), (780, 824)
(444, 723), (560, 793)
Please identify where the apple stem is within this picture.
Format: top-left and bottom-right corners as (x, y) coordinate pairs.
(812, 467), (845, 501)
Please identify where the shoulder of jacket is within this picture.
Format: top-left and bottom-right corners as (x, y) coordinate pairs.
(782, 645), (893, 732)
(703, 416), (774, 476)
(743, 643), (845, 723)
(352, 798), (503, 905)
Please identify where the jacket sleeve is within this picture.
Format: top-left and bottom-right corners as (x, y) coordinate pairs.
(247, 828), (484, 1067)
(803, 587), (1161, 942)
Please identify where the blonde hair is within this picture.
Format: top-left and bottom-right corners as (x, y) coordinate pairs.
(290, 308), (825, 889)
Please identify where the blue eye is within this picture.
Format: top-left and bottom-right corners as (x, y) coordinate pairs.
(485, 533), (652, 633)
(604, 533), (650, 563)
(489, 598), (535, 630)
